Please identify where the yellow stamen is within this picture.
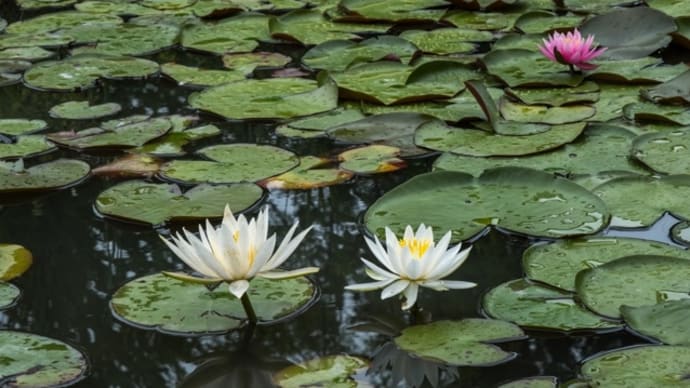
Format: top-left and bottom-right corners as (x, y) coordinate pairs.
(399, 237), (431, 259)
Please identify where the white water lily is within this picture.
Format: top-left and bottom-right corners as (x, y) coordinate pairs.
(345, 224), (476, 310)
(161, 205), (318, 299)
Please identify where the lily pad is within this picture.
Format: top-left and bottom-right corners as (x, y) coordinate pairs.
(95, 180), (263, 226)
(222, 51), (292, 75)
(514, 11), (583, 34)
(47, 117), (171, 150)
(6, 11), (122, 35)
(189, 74), (338, 120)
(576, 255), (690, 318)
(0, 119), (47, 136)
(68, 23), (179, 56)
(335, 0), (447, 23)
(0, 243), (33, 281)
(499, 99), (595, 125)
(589, 57), (687, 84)
(302, 36), (417, 72)
(0, 282), (20, 310)
(365, 167), (608, 242)
(135, 124), (221, 157)
(0, 135), (57, 160)
(181, 13), (270, 55)
(161, 63), (245, 87)
(498, 376), (558, 388)
(415, 119), (586, 157)
(400, 28), (492, 55)
(23, 54), (159, 91)
(261, 156), (353, 190)
(394, 319), (525, 366)
(505, 82), (599, 107)
(433, 124), (646, 177)
(622, 299), (690, 345)
(483, 279), (621, 331)
(580, 345), (690, 388)
(276, 108), (366, 138)
(273, 355), (369, 388)
(0, 159), (90, 194)
(624, 102), (690, 126)
(443, 10), (518, 31)
(110, 272), (317, 334)
(0, 46), (55, 61)
(632, 128), (690, 175)
(0, 32), (73, 51)
(338, 145), (405, 174)
(642, 70), (690, 104)
(93, 153), (163, 178)
(589, 83), (642, 122)
(0, 331), (88, 387)
(593, 174), (690, 228)
(49, 100), (122, 120)
(523, 237), (690, 292)
(270, 9), (389, 45)
(580, 7), (676, 59)
(481, 49), (584, 88)
(161, 143), (299, 184)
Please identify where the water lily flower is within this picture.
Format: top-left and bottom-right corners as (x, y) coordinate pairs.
(538, 29), (606, 71)
(345, 224), (476, 310)
(160, 205), (318, 321)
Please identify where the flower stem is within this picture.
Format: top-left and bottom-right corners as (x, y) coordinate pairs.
(240, 293), (258, 323)
(568, 64), (575, 74)
(409, 303), (431, 325)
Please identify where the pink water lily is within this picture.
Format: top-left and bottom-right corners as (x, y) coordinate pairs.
(538, 29), (606, 71)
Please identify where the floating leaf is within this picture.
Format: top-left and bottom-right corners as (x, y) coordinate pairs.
(260, 156), (353, 190)
(95, 180), (263, 226)
(49, 101), (122, 120)
(365, 167), (608, 242)
(641, 70), (690, 104)
(589, 57), (686, 84)
(161, 63), (245, 87)
(483, 279), (621, 331)
(514, 11), (583, 34)
(0, 331), (88, 387)
(499, 99), (595, 125)
(498, 376), (558, 388)
(394, 319), (525, 366)
(0, 243), (33, 281)
(0, 135), (57, 160)
(589, 83), (642, 122)
(110, 273), (317, 334)
(6, 11), (122, 35)
(576, 255), (690, 319)
(181, 13), (270, 54)
(270, 9), (388, 45)
(273, 355), (369, 388)
(0, 159), (90, 194)
(338, 145), (405, 174)
(0, 282), (20, 310)
(624, 102), (690, 126)
(0, 46), (54, 61)
(400, 28), (492, 55)
(0, 119), (47, 136)
(222, 51), (292, 75)
(276, 108), (365, 138)
(48, 117), (171, 150)
(92, 153), (163, 178)
(189, 74), (337, 120)
(523, 237), (690, 292)
(135, 124), (220, 157)
(69, 23), (179, 56)
(505, 82), (599, 107)
(580, 7), (676, 59)
(302, 36), (417, 72)
(482, 49), (584, 87)
(336, 0), (448, 23)
(443, 10), (518, 31)
(632, 128), (690, 175)
(622, 299), (690, 345)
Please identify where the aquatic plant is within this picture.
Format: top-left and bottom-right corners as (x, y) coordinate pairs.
(538, 29), (606, 72)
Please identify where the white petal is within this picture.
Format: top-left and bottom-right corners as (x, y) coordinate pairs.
(385, 227), (402, 260)
(263, 225), (312, 270)
(361, 258), (399, 280)
(428, 245), (471, 280)
(258, 267), (319, 279)
(247, 234), (276, 277)
(401, 283), (419, 310)
(441, 280), (477, 289)
(345, 279), (395, 292)
(228, 279), (250, 299)
(381, 279), (410, 300)
(160, 235), (216, 277)
(364, 235), (395, 273)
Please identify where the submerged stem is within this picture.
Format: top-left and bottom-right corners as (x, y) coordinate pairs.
(241, 293), (258, 323)
(408, 303), (431, 325)
(568, 64), (576, 74)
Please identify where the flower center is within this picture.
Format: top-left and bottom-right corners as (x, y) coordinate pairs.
(399, 237), (431, 259)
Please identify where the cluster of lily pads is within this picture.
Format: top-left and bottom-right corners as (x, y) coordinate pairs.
(3, 0), (690, 386)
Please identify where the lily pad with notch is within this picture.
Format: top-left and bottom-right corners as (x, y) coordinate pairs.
(302, 36), (418, 72)
(49, 100), (121, 120)
(276, 108), (366, 138)
(181, 13), (271, 55)
(0, 119), (47, 136)
(589, 57), (687, 84)
(624, 102), (690, 126)
(273, 355), (369, 388)
(0, 159), (90, 194)
(365, 167), (609, 242)
(134, 124), (221, 157)
(47, 117), (171, 150)
(110, 272), (317, 335)
(632, 128), (690, 175)
(394, 319), (525, 366)
(622, 299), (690, 345)
(0, 135), (57, 160)
(95, 180), (263, 226)
(641, 70), (690, 104)
(338, 145), (405, 175)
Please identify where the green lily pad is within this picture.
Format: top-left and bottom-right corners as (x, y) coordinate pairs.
(580, 345), (690, 388)
(415, 119), (586, 157)
(499, 99), (595, 125)
(0, 331), (88, 387)
(68, 23), (180, 56)
(6, 11), (122, 35)
(576, 255), (690, 318)
(261, 156), (353, 190)
(332, 60), (477, 105)
(498, 376), (558, 388)
(593, 174), (690, 228)
(674, 15), (690, 48)
(492, 33), (544, 51)
(327, 112), (432, 156)
(222, 51), (292, 75)
(162, 63), (245, 87)
(482, 49), (584, 87)
(622, 299), (690, 345)
(346, 93), (489, 122)
(161, 143), (299, 184)
(632, 128), (690, 174)
(433, 124), (646, 177)
(514, 11), (583, 34)
(16, 0), (78, 10)
(0, 159), (90, 194)
(49, 101), (121, 120)
(524, 237), (690, 292)
(0, 46), (55, 61)
(110, 272), (317, 334)
(0, 282), (20, 310)
(135, 124), (220, 157)
(0, 243), (32, 281)
(447, 0), (519, 10)
(0, 119), (47, 136)
(335, 0), (447, 23)
(270, 9), (389, 45)
(0, 135), (57, 160)
(483, 279), (621, 331)
(273, 355), (368, 388)
(672, 221), (690, 246)
(590, 57), (687, 84)
(96, 180), (263, 226)
(589, 83), (642, 122)
(181, 13), (270, 55)
(93, 153), (163, 178)
(365, 167), (608, 242)
(0, 32), (73, 51)
(189, 74), (337, 120)
(648, 0), (690, 18)
(394, 319), (525, 366)
(302, 36), (417, 72)
(75, 0), (169, 16)
(641, 70), (690, 104)
(47, 117), (171, 150)
(23, 54), (159, 91)
(580, 7), (676, 59)
(571, 171), (642, 192)
(0, 59), (31, 86)
(624, 102), (690, 126)
(443, 10), (518, 31)
(338, 145), (405, 174)
(276, 108), (366, 138)
(505, 82), (599, 107)
(400, 28), (493, 55)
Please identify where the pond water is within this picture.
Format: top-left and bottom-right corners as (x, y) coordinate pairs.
(1, 0), (690, 387)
